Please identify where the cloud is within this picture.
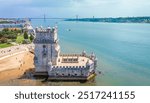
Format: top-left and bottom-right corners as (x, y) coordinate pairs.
(0, 0), (31, 7)
(0, 0), (150, 17)
(29, 0), (70, 7)
(69, 0), (150, 17)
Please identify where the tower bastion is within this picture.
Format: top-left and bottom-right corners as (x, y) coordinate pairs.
(34, 26), (97, 81)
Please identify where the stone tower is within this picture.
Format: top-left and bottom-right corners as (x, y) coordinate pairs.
(34, 26), (60, 73)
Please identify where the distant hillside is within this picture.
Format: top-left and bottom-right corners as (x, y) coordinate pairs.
(65, 17), (150, 23)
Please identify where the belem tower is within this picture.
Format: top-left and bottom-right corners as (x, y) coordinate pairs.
(34, 26), (97, 81)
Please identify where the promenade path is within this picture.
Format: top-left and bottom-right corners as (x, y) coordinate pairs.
(0, 44), (34, 59)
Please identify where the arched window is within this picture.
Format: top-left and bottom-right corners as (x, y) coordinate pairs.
(43, 45), (46, 48)
(43, 45), (47, 56)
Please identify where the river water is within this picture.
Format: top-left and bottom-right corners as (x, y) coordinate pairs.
(1, 19), (150, 86)
(30, 19), (150, 86)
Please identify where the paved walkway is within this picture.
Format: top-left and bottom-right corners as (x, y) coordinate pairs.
(0, 51), (26, 61)
(0, 44), (34, 60)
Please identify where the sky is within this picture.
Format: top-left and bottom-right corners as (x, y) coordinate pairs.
(0, 0), (150, 18)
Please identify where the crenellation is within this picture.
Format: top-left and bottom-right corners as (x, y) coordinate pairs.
(35, 26), (57, 34)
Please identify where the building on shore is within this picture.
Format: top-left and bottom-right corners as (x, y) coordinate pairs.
(0, 24), (23, 29)
(0, 18), (25, 29)
(23, 20), (35, 35)
(34, 26), (97, 81)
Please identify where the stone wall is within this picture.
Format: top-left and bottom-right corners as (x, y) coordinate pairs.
(48, 63), (95, 77)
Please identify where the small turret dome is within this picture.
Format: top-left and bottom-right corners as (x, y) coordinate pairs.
(83, 50), (86, 54)
(95, 57), (98, 60)
(82, 50), (86, 56)
(91, 52), (95, 57)
(55, 26), (58, 29)
(47, 26), (51, 29)
(86, 60), (90, 66)
(48, 61), (52, 66)
(95, 57), (98, 61)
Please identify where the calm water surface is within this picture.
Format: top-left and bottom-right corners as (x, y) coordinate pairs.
(3, 19), (150, 86)
(30, 19), (150, 86)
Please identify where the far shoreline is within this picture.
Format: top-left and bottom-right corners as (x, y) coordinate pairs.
(65, 16), (150, 24)
(65, 20), (150, 25)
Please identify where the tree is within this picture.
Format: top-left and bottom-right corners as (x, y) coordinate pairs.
(30, 34), (34, 42)
(0, 37), (8, 43)
(2, 28), (9, 32)
(22, 39), (30, 44)
(24, 31), (28, 39)
(0, 32), (3, 38)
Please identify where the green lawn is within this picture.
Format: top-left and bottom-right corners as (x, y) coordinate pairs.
(0, 34), (31, 48)
(0, 43), (13, 48)
(16, 35), (24, 44)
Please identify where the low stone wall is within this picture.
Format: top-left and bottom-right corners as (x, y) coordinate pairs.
(48, 62), (95, 77)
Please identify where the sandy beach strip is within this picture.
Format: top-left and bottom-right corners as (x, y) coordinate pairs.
(0, 51), (34, 83)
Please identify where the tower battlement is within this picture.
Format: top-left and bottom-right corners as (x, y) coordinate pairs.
(34, 26), (58, 44)
(35, 26), (57, 33)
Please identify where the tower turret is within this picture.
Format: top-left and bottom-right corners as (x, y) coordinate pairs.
(82, 50), (86, 56)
